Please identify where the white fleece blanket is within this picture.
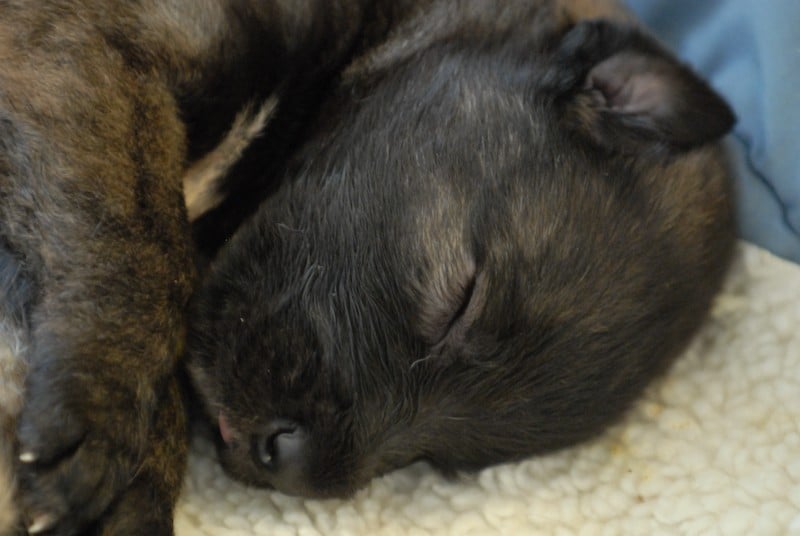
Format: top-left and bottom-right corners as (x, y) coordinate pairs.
(174, 241), (800, 535)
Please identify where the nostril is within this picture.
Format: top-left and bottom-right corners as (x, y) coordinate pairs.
(254, 429), (283, 467)
(252, 419), (305, 470)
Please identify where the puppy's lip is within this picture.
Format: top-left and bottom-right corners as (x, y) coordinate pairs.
(219, 412), (236, 444)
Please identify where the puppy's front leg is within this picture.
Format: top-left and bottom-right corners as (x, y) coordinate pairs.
(0, 11), (194, 536)
(5, 110), (192, 534)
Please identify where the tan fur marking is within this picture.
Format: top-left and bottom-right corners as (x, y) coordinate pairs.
(184, 96), (279, 221)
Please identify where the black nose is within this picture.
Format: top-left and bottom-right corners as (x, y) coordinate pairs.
(251, 419), (310, 495)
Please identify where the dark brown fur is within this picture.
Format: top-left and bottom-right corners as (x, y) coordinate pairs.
(186, 0), (736, 500)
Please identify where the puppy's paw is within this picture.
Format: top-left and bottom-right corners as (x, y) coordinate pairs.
(85, 376), (187, 536)
(14, 363), (154, 535)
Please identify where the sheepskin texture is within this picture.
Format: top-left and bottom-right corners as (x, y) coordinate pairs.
(174, 241), (800, 535)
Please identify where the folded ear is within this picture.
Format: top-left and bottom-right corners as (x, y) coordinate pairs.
(545, 20), (735, 152)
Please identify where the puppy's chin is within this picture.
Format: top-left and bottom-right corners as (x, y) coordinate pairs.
(215, 444), (340, 499)
(215, 440), (266, 488)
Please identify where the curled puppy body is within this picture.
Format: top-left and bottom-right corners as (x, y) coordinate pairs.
(0, 0), (388, 534)
(187, 0), (736, 500)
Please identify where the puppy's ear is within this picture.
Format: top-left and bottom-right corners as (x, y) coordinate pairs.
(545, 20), (735, 152)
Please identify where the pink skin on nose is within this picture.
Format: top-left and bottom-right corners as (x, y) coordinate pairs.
(219, 412), (235, 444)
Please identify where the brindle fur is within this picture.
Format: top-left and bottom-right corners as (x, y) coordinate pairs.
(0, 0), (392, 533)
(186, 0), (736, 499)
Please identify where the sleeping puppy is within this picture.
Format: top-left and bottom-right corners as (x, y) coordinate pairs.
(0, 1), (380, 534)
(186, 0), (736, 499)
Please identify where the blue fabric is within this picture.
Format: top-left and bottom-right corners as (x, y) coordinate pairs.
(626, 0), (800, 263)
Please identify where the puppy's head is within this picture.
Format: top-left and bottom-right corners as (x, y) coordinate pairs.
(187, 18), (735, 499)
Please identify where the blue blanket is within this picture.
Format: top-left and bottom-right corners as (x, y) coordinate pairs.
(626, 0), (800, 263)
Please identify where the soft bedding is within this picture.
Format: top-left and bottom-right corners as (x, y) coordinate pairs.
(175, 242), (800, 535)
